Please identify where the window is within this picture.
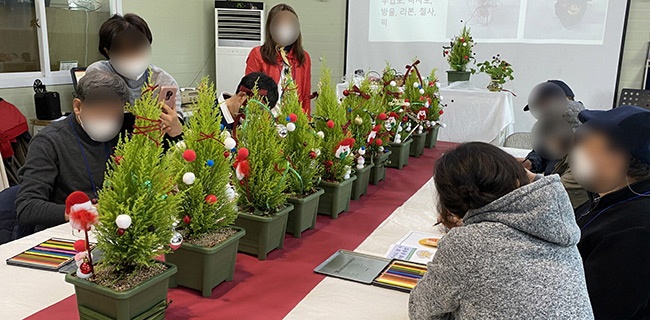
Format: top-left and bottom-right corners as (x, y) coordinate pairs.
(0, 0), (121, 88)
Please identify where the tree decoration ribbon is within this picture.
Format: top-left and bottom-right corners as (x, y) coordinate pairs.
(142, 83), (160, 94)
(133, 115), (163, 146)
(239, 85), (268, 97)
(197, 131), (226, 147)
(404, 60), (424, 86)
(344, 85), (371, 100)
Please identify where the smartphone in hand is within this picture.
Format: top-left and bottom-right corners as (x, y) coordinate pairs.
(157, 86), (177, 110)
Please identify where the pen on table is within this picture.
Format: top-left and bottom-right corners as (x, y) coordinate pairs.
(432, 221), (442, 227)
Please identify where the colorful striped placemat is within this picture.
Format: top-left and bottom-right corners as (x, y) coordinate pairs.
(6, 238), (91, 272)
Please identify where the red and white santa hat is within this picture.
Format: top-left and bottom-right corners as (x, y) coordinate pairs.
(66, 191), (98, 231)
(334, 138), (355, 159)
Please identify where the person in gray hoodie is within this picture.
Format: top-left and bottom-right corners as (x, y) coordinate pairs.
(409, 142), (593, 320)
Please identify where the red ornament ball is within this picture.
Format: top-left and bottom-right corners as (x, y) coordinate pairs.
(224, 151), (231, 158)
(183, 215), (191, 224)
(79, 262), (92, 275)
(288, 113), (298, 122)
(342, 89), (350, 96)
(205, 194), (218, 204)
(114, 156), (123, 165)
(117, 228), (125, 236)
(463, 55), (469, 60)
(326, 120), (335, 129)
(73, 239), (86, 252)
(182, 149), (197, 162)
(309, 151), (317, 159)
(375, 138), (383, 146)
(324, 160), (334, 167)
(378, 113), (387, 121)
(238, 148), (249, 159)
(439, 110), (444, 115)
(404, 99), (410, 103)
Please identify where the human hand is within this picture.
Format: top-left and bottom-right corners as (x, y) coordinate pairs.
(517, 157), (533, 170)
(160, 103), (183, 137)
(525, 169), (539, 183)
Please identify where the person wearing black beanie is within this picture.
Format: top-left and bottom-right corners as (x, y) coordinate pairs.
(570, 105), (650, 319)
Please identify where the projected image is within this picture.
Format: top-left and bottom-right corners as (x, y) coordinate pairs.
(446, 0), (521, 39)
(524, 0), (608, 43)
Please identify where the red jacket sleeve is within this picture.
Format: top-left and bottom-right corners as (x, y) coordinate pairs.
(300, 51), (312, 114)
(245, 47), (263, 75)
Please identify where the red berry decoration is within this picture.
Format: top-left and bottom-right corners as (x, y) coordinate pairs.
(117, 228), (125, 236)
(183, 215), (191, 224)
(309, 151), (317, 159)
(342, 89), (350, 96)
(463, 55), (469, 60)
(326, 120), (335, 129)
(224, 151), (230, 158)
(288, 113), (298, 123)
(375, 138), (383, 146)
(114, 156), (123, 165)
(205, 194), (217, 204)
(378, 113), (387, 120)
(182, 149), (197, 162)
(79, 262), (92, 274)
(73, 239), (86, 252)
(439, 110), (444, 115)
(238, 148), (249, 159)
(324, 160), (334, 167)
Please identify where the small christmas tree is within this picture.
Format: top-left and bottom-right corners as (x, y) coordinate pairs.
(234, 88), (288, 215)
(341, 78), (372, 150)
(95, 84), (183, 274)
(313, 62), (354, 182)
(443, 24), (476, 72)
(424, 68), (444, 125)
(173, 78), (238, 240)
(278, 77), (323, 196)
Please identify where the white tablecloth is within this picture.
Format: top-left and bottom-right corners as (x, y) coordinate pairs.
(336, 82), (515, 144)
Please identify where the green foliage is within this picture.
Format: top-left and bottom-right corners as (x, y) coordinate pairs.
(443, 25), (476, 72)
(313, 62), (354, 182)
(341, 79), (373, 151)
(173, 78), (237, 239)
(476, 55), (514, 84)
(96, 85), (183, 272)
(424, 68), (443, 122)
(278, 77), (322, 196)
(235, 89), (288, 215)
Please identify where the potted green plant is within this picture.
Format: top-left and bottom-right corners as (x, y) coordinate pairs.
(341, 78), (375, 200)
(443, 24), (476, 83)
(232, 88), (292, 260)
(314, 63), (357, 219)
(165, 79), (245, 297)
(278, 77), (324, 238)
(379, 64), (412, 170)
(421, 69), (445, 148)
(402, 60), (429, 158)
(65, 85), (183, 319)
(475, 54), (514, 92)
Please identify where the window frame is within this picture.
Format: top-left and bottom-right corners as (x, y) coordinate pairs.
(0, 0), (122, 89)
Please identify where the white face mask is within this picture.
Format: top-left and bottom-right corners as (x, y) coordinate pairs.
(570, 146), (595, 187)
(271, 24), (299, 47)
(110, 54), (151, 80)
(79, 114), (123, 142)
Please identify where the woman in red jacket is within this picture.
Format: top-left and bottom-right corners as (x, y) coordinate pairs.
(245, 4), (312, 114)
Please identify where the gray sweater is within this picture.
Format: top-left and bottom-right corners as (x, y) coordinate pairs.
(409, 175), (594, 320)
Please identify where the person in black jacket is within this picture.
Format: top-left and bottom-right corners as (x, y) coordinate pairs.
(218, 72), (279, 131)
(570, 105), (650, 319)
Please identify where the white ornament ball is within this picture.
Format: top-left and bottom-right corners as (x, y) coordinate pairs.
(225, 185), (236, 201)
(358, 148), (366, 156)
(317, 131), (325, 139)
(413, 82), (420, 88)
(182, 172), (196, 185)
(419, 88), (425, 95)
(175, 141), (186, 150)
(356, 164), (364, 170)
(436, 82), (441, 88)
(115, 214), (132, 229)
(390, 80), (397, 87)
(286, 122), (296, 132)
(399, 108), (404, 113)
(439, 95), (444, 101)
(357, 157), (365, 164)
(315, 149), (322, 157)
(462, 42), (467, 47)
(224, 137), (236, 150)
(378, 146), (385, 152)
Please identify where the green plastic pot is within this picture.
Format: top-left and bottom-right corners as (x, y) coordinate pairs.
(166, 227), (246, 297)
(233, 205), (293, 260)
(286, 188), (325, 238)
(386, 139), (412, 169)
(446, 70), (471, 83)
(425, 127), (440, 149)
(370, 150), (392, 185)
(65, 261), (177, 320)
(409, 132), (427, 158)
(317, 176), (357, 219)
(351, 163), (374, 200)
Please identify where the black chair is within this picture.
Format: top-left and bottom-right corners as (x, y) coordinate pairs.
(619, 89), (650, 110)
(0, 185), (35, 245)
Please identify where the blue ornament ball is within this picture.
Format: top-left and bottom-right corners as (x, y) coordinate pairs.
(206, 159), (215, 167)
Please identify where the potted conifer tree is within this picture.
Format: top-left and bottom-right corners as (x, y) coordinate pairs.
(382, 66), (412, 170)
(366, 84), (392, 186)
(166, 79), (245, 297)
(443, 24), (476, 83)
(232, 89), (293, 260)
(423, 69), (446, 148)
(314, 63), (356, 219)
(402, 60), (428, 158)
(278, 78), (324, 238)
(65, 85), (182, 319)
(341, 79), (375, 200)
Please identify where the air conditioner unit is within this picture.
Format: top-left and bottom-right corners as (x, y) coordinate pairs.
(215, 1), (264, 95)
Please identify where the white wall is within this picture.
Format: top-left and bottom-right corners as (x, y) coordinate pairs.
(618, 0), (650, 96)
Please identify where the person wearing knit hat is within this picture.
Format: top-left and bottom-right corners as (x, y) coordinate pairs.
(570, 105), (650, 319)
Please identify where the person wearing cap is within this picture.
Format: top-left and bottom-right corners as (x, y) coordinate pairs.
(16, 71), (132, 231)
(570, 105), (650, 319)
(520, 80), (588, 208)
(86, 13), (183, 136)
